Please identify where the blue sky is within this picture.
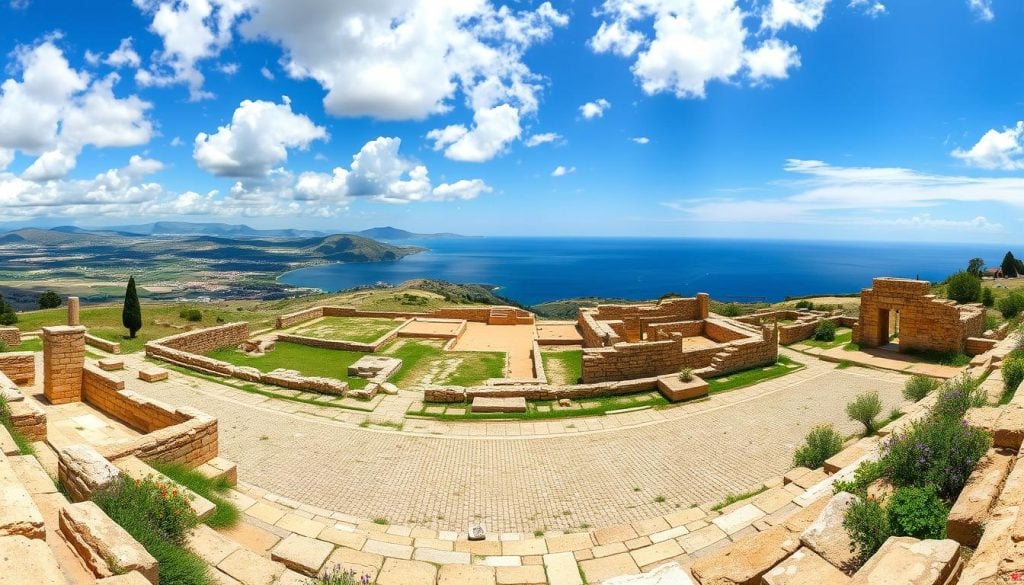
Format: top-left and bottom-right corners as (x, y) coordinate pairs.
(1, 0), (1023, 241)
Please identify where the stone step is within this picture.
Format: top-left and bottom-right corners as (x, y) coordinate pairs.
(0, 535), (69, 585)
(196, 456), (238, 487)
(471, 396), (527, 413)
(59, 501), (159, 583)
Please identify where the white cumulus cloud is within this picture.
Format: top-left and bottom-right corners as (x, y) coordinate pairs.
(952, 122), (1024, 170)
(193, 96), (327, 178)
(580, 99), (611, 119)
(848, 0), (886, 17)
(551, 165), (575, 177)
(745, 39), (801, 81)
(525, 132), (562, 147)
(763, 0), (829, 31)
(968, 0), (994, 21)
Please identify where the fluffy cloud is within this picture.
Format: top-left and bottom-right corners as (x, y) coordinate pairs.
(237, 0), (566, 161)
(295, 137), (491, 204)
(524, 132), (562, 147)
(589, 0), (865, 98)
(133, 0), (246, 100)
(952, 122), (1024, 170)
(106, 38), (142, 68)
(631, 137), (650, 144)
(193, 96), (327, 178)
(762, 0), (829, 31)
(848, 0), (886, 17)
(0, 41), (153, 181)
(551, 165), (575, 177)
(968, 0), (994, 21)
(580, 99), (611, 119)
(665, 159), (1024, 227)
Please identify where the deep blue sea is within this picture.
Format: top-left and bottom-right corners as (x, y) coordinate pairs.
(278, 237), (1013, 306)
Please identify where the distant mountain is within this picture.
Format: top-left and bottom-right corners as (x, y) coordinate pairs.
(356, 226), (464, 240)
(99, 221), (329, 238)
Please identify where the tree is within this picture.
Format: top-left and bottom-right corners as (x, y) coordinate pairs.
(122, 276), (142, 339)
(967, 257), (985, 277)
(847, 391), (883, 435)
(0, 294), (15, 325)
(946, 271), (981, 304)
(1003, 252), (1019, 278)
(37, 290), (61, 310)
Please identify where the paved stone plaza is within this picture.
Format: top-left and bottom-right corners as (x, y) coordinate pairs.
(121, 349), (909, 533)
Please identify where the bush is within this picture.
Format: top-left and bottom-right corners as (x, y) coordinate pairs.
(903, 375), (940, 402)
(886, 486), (948, 540)
(813, 320), (837, 342)
(37, 290), (61, 309)
(932, 374), (986, 420)
(719, 303), (742, 317)
(1003, 352), (1024, 394)
(179, 308), (202, 322)
(833, 459), (883, 495)
(844, 497), (892, 563)
(793, 424), (844, 469)
(946, 271), (982, 304)
(982, 287), (995, 307)
(847, 391), (882, 435)
(151, 462), (240, 529)
(794, 300), (814, 310)
(678, 367), (693, 383)
(0, 311), (17, 325)
(998, 292), (1024, 318)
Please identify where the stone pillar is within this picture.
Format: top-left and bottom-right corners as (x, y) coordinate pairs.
(696, 293), (710, 320)
(43, 325), (85, 405)
(67, 297), (80, 326)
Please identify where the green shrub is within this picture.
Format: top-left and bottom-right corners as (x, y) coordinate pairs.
(92, 476), (211, 585)
(932, 374), (986, 420)
(794, 300), (814, 310)
(1003, 352), (1024, 394)
(985, 312), (999, 331)
(982, 287), (995, 307)
(0, 311), (17, 325)
(793, 424), (844, 469)
(998, 292), (1024, 318)
(179, 308), (202, 322)
(844, 497), (892, 563)
(886, 486), (947, 540)
(151, 462), (240, 529)
(847, 391), (882, 435)
(903, 375), (940, 402)
(833, 459), (884, 495)
(678, 368), (694, 383)
(813, 320), (837, 342)
(946, 271), (982, 304)
(719, 303), (742, 317)
(38, 290), (61, 309)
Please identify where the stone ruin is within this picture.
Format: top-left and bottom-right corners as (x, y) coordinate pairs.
(853, 277), (987, 355)
(239, 338), (276, 356)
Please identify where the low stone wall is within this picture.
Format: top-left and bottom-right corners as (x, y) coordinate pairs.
(647, 320), (703, 340)
(84, 333), (120, 354)
(699, 326), (779, 377)
(99, 406), (218, 467)
(704, 319), (752, 343)
(581, 339), (684, 383)
(276, 305), (534, 330)
(531, 341), (547, 383)
(83, 366), (187, 433)
(0, 327), (20, 347)
(0, 352), (34, 386)
(425, 376), (659, 403)
(1, 377), (46, 442)
(275, 306), (324, 329)
(277, 318), (405, 353)
(967, 337), (998, 356)
(156, 322), (249, 355)
(578, 311), (621, 347)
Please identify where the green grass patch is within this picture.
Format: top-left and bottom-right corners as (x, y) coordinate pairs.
(705, 356), (803, 394)
(0, 337), (42, 353)
(541, 350), (583, 385)
(207, 341), (369, 389)
(0, 395), (34, 455)
(843, 342), (861, 352)
(383, 340), (505, 387)
(902, 349), (971, 367)
(150, 462), (240, 530)
(799, 328), (853, 349)
(292, 316), (400, 343)
(711, 485), (769, 512)
(411, 392), (670, 421)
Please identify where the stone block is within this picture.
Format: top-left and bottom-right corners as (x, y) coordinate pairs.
(849, 537), (961, 585)
(58, 444), (122, 502)
(97, 358), (124, 371)
(711, 503), (765, 535)
(995, 407), (1024, 450)
(438, 564), (496, 585)
(0, 460), (44, 539)
(543, 551), (584, 585)
(783, 467), (812, 485)
(472, 396), (528, 413)
(218, 547), (285, 585)
(824, 444), (868, 475)
(8, 454), (58, 495)
(496, 565), (548, 585)
(690, 524), (800, 585)
(656, 374), (709, 402)
(348, 355), (402, 379)
(187, 524), (240, 566)
(59, 501), (158, 583)
(602, 562), (697, 584)
(580, 552), (640, 582)
(799, 492), (859, 573)
(270, 533), (334, 576)
(946, 448), (1014, 547)
(0, 534), (68, 585)
(763, 547), (850, 584)
(376, 558), (437, 585)
(197, 456), (238, 486)
(138, 368), (169, 382)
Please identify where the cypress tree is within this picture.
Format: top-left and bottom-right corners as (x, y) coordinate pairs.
(122, 276), (142, 339)
(1002, 251), (1019, 278)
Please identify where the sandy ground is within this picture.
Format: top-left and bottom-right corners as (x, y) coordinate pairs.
(451, 322), (537, 377)
(398, 319), (464, 337)
(535, 322), (583, 343)
(682, 335), (719, 350)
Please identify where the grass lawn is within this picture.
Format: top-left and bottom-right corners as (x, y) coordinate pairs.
(292, 316), (401, 343)
(410, 392), (669, 421)
(901, 348), (972, 367)
(14, 302), (276, 354)
(207, 341), (369, 389)
(541, 350), (583, 385)
(384, 340), (506, 387)
(2, 337), (42, 352)
(706, 356), (803, 394)
(798, 328), (853, 349)
(150, 462), (240, 529)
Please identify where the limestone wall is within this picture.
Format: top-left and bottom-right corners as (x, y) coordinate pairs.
(0, 353), (34, 386)
(43, 326), (85, 405)
(156, 322), (249, 354)
(0, 327), (21, 347)
(704, 319), (754, 343)
(82, 365), (188, 433)
(99, 406), (218, 467)
(581, 339), (684, 383)
(84, 334), (120, 354)
(647, 320), (704, 341)
(277, 305), (534, 330)
(699, 326), (779, 377)
(276, 318), (406, 353)
(578, 311), (622, 347)
(855, 277), (987, 354)
(966, 337), (998, 356)
(276, 306), (324, 329)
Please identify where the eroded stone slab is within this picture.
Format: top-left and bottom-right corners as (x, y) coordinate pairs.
(690, 524), (800, 585)
(763, 547), (850, 585)
(947, 448), (1014, 547)
(0, 534), (68, 585)
(59, 501), (158, 583)
(270, 533), (334, 576)
(800, 492), (859, 573)
(0, 460), (44, 539)
(138, 368), (169, 382)
(603, 562), (697, 584)
(849, 537), (961, 585)
(58, 444), (121, 503)
(472, 396), (528, 413)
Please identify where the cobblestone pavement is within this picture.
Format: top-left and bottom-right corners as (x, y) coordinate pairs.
(126, 350), (909, 533)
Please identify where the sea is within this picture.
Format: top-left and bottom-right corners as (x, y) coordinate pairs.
(278, 237), (1014, 306)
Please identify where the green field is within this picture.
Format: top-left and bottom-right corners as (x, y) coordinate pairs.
(385, 340), (506, 387)
(207, 342), (370, 389)
(706, 356), (803, 394)
(292, 316), (401, 343)
(542, 350), (583, 385)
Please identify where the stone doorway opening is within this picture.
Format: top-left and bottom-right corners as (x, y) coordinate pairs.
(877, 308), (900, 351)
